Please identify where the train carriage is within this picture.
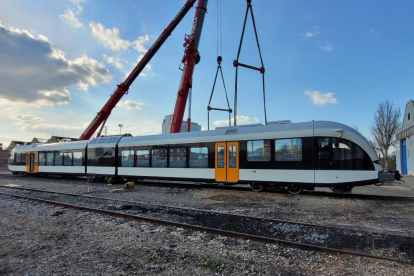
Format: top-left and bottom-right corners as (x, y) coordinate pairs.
(8, 121), (392, 194)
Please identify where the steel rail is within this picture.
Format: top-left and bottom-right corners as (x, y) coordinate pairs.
(0, 185), (411, 237)
(2, 176), (414, 201)
(0, 190), (412, 265)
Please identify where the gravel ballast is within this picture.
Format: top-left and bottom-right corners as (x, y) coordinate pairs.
(1, 175), (414, 274)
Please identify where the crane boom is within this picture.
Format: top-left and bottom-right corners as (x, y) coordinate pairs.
(79, 0), (198, 140)
(169, 0), (208, 133)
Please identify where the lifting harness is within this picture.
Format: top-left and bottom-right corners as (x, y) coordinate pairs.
(233, 0), (267, 126)
(207, 56), (232, 130)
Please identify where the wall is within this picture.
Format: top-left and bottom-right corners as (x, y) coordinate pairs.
(0, 150), (9, 169)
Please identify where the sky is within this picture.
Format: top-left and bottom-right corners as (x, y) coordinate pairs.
(0, 0), (413, 148)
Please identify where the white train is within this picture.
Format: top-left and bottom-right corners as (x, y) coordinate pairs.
(8, 121), (395, 194)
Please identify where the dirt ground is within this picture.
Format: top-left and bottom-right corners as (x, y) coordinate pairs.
(1, 173), (414, 275)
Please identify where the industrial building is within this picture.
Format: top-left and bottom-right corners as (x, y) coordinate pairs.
(162, 115), (201, 134)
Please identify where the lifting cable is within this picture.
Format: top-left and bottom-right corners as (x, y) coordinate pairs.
(207, 0), (232, 130)
(233, 0), (267, 126)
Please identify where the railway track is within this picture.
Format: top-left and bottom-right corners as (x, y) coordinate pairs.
(4, 174), (414, 201)
(1, 185), (413, 265)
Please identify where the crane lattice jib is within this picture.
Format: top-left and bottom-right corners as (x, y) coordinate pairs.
(169, 0), (208, 134)
(79, 0), (198, 140)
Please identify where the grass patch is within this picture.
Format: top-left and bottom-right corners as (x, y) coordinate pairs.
(203, 257), (227, 272)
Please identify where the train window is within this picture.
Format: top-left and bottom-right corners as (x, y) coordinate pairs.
(73, 152), (83, 166)
(152, 148), (167, 167)
(46, 152), (54, 166)
(94, 147), (115, 167)
(39, 152), (45, 166)
(54, 152), (63, 166)
(318, 138), (330, 160)
(10, 152), (15, 165)
(318, 138), (329, 149)
(121, 148), (134, 167)
(170, 148), (186, 168)
(63, 152), (73, 166)
(217, 146), (225, 168)
(87, 148), (95, 166)
(136, 150), (149, 167)
(275, 138), (302, 161)
(229, 146), (237, 168)
(14, 153), (21, 164)
(247, 140), (271, 161)
(331, 138), (365, 160)
(189, 147), (208, 168)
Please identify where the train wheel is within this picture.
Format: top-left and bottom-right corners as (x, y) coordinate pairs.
(250, 183), (264, 192)
(287, 185), (303, 195)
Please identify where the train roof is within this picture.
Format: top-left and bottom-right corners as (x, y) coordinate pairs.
(11, 121), (378, 162)
(13, 140), (88, 153)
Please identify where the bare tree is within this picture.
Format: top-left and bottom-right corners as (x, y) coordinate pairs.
(370, 100), (401, 168)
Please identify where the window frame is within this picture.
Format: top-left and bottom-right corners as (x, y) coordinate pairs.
(54, 152), (63, 166)
(275, 138), (303, 162)
(121, 147), (134, 167)
(135, 149), (150, 167)
(169, 147), (187, 168)
(46, 152), (54, 166)
(246, 140), (271, 162)
(73, 151), (83, 166)
(151, 148), (167, 168)
(63, 152), (73, 166)
(189, 147), (209, 168)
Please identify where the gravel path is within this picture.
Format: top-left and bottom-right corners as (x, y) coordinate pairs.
(1, 195), (413, 275)
(1, 175), (414, 275)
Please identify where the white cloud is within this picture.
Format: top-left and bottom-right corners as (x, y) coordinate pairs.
(103, 54), (124, 70)
(304, 91), (338, 105)
(318, 44), (333, 52)
(36, 88), (72, 106)
(89, 22), (149, 52)
(0, 24), (112, 106)
(20, 123), (83, 133)
(303, 31), (319, 38)
(12, 114), (44, 125)
(70, 55), (113, 86)
(213, 115), (259, 127)
(59, 8), (84, 28)
(69, 0), (86, 13)
(132, 35), (150, 53)
(77, 81), (89, 91)
(117, 100), (144, 110)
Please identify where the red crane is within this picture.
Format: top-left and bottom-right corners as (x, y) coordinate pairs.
(79, 0), (198, 140)
(169, 0), (208, 133)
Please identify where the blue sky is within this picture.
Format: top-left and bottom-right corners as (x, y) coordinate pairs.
(0, 0), (412, 147)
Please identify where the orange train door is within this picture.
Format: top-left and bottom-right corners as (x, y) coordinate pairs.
(215, 142), (239, 183)
(34, 152), (39, 173)
(26, 152), (39, 173)
(26, 152), (30, 172)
